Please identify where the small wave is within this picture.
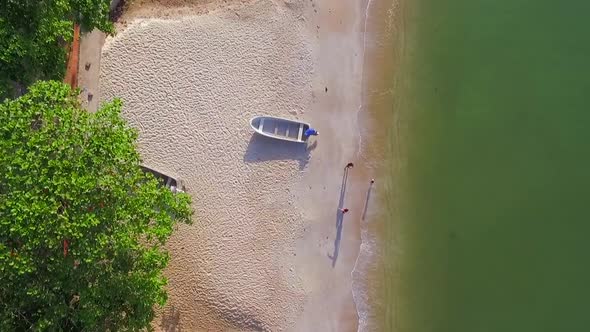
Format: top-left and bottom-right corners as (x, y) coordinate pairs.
(352, 0), (376, 327)
(352, 217), (380, 332)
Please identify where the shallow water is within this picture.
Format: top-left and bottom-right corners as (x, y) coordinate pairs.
(361, 0), (590, 331)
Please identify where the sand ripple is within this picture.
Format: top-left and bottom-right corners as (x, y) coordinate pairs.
(100, 1), (313, 330)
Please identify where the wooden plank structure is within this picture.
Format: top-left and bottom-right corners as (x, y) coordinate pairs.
(63, 24), (80, 89)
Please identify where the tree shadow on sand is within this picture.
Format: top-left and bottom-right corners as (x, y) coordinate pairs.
(243, 134), (316, 170)
(159, 305), (182, 332)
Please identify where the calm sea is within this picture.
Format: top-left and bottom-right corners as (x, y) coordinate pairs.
(359, 0), (590, 331)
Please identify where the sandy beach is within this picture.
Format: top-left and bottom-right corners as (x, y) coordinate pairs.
(99, 0), (369, 330)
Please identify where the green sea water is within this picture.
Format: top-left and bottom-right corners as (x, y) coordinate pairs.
(369, 0), (590, 331)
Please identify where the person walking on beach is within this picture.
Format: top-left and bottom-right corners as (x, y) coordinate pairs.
(345, 162), (354, 169)
(340, 208), (349, 214)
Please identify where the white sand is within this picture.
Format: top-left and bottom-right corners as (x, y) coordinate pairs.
(99, 0), (367, 330)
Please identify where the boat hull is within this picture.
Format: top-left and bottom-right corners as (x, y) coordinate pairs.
(140, 165), (184, 193)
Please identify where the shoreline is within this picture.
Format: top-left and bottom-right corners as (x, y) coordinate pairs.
(355, 0), (408, 330)
(98, 0), (370, 330)
(350, 0), (377, 330)
(293, 0), (370, 330)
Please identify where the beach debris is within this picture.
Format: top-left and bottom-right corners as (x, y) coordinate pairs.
(69, 294), (80, 308)
(85, 62), (91, 70)
(170, 185), (184, 194)
(325, 86), (328, 92)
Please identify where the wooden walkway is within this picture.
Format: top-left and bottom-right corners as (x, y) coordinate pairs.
(63, 24), (80, 89)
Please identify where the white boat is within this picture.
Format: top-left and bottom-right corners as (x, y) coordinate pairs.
(250, 116), (314, 143)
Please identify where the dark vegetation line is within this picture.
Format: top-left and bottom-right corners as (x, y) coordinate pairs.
(1, 1), (195, 330)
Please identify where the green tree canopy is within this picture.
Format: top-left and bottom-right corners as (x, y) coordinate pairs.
(0, 0), (114, 98)
(0, 81), (192, 330)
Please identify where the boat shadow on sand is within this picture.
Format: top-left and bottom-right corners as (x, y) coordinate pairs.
(243, 134), (317, 170)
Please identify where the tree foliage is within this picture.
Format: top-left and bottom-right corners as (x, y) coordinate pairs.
(0, 81), (193, 330)
(0, 0), (114, 98)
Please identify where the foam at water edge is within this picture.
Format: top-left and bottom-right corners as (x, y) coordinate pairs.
(352, 0), (376, 331)
(355, 0), (373, 160)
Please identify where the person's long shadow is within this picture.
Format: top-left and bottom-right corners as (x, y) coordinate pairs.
(328, 167), (349, 267)
(362, 182), (373, 220)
